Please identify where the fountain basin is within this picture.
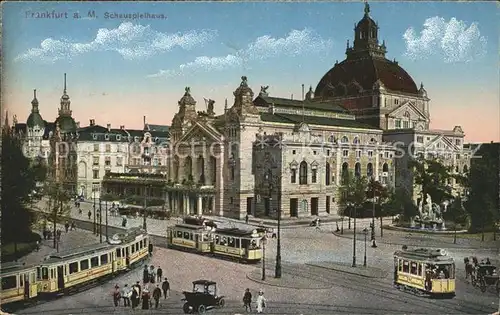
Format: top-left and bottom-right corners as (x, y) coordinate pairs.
(385, 224), (468, 234)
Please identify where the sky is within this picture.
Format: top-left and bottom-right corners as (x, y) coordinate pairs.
(2, 1), (499, 142)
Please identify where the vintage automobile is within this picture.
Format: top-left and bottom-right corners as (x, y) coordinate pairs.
(182, 280), (225, 314)
(471, 264), (499, 293)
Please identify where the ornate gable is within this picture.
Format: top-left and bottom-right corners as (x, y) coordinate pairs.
(388, 101), (426, 120)
(177, 121), (222, 144)
(424, 135), (459, 152)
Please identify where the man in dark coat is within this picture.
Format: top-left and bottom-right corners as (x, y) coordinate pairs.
(148, 242), (153, 256)
(141, 288), (151, 309)
(152, 284), (162, 308)
(156, 266), (163, 283)
(143, 265), (149, 284)
(243, 288), (252, 312)
(162, 278), (170, 299)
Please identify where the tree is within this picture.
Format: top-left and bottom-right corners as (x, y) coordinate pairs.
(1, 131), (37, 244)
(409, 157), (456, 206)
(366, 178), (390, 237)
(338, 172), (369, 218)
(31, 155), (48, 183)
(44, 180), (71, 250)
(384, 187), (418, 222)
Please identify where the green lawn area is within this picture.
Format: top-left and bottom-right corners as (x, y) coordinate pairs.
(1, 231), (41, 262)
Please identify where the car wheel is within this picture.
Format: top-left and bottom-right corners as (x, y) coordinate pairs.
(217, 298), (225, 308)
(198, 304), (206, 314)
(183, 303), (191, 314)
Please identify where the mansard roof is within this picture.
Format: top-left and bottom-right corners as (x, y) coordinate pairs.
(145, 124), (170, 133)
(77, 124), (169, 142)
(260, 112), (380, 130)
(254, 95), (349, 114)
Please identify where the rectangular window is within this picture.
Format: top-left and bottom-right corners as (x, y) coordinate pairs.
(1, 276), (17, 290)
(394, 99), (399, 105)
(116, 248), (121, 258)
(417, 136), (424, 143)
(105, 157), (111, 166)
(69, 262), (79, 274)
(41, 267), (49, 280)
(93, 156), (99, 165)
(290, 169), (296, 183)
(176, 231), (182, 238)
(455, 139), (461, 145)
(183, 232), (189, 239)
(93, 170), (99, 179)
(455, 154), (460, 160)
(342, 150), (349, 157)
(355, 150), (361, 158)
(93, 144), (99, 152)
(105, 144), (111, 152)
(418, 264), (422, 276)
(311, 169), (317, 183)
(402, 260), (410, 273)
(90, 257), (99, 268)
(410, 262), (418, 275)
(395, 120), (401, 129)
(80, 259), (89, 271)
(367, 150), (373, 157)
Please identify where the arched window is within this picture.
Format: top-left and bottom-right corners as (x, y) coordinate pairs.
(197, 156), (205, 184)
(367, 163), (373, 177)
(341, 136), (349, 144)
(329, 135), (335, 143)
(184, 156), (193, 179)
(382, 163), (389, 173)
(369, 138), (377, 144)
(455, 165), (459, 173)
(210, 156), (217, 186)
(299, 161), (308, 185)
(353, 137), (360, 144)
(403, 111), (411, 129)
(325, 162), (331, 186)
(341, 162), (349, 185)
(463, 165), (468, 173)
(173, 156), (179, 181)
(355, 162), (361, 178)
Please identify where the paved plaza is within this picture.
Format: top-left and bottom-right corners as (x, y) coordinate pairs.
(11, 200), (499, 314)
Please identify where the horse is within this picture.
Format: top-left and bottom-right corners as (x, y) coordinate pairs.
(464, 257), (475, 282)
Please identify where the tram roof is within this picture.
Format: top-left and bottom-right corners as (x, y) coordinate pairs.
(173, 223), (207, 230)
(0, 262), (36, 274)
(44, 243), (112, 263)
(394, 248), (454, 262)
(215, 228), (256, 237)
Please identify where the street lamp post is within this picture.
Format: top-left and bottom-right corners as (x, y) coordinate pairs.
(266, 170), (282, 279)
(371, 178), (378, 248)
(363, 228), (368, 267)
(143, 186), (149, 231)
(352, 203), (357, 267)
(99, 199), (102, 243)
(105, 199), (109, 242)
(93, 190), (96, 234)
(261, 236), (267, 280)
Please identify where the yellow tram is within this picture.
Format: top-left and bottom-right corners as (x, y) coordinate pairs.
(0, 263), (38, 304)
(212, 228), (263, 263)
(0, 228), (149, 307)
(393, 247), (456, 297)
(167, 223), (212, 253)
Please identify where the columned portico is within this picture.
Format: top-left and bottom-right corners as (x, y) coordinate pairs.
(166, 188), (216, 216)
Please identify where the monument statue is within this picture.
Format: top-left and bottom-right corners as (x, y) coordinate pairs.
(207, 99), (215, 116)
(259, 85), (269, 96)
(240, 76), (248, 87)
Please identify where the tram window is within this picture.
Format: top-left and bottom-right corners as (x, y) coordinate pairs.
(410, 262), (418, 275)
(418, 264), (423, 276)
(402, 260), (410, 273)
(176, 231), (182, 238)
(31, 273), (36, 283)
(183, 232), (189, 239)
(228, 237), (234, 247)
(80, 259), (90, 271)
(37, 267), (41, 280)
(202, 234), (209, 242)
(50, 269), (54, 278)
(242, 239), (250, 248)
(135, 243), (139, 252)
(398, 259), (403, 271)
(215, 236), (220, 245)
(41, 267), (49, 280)
(435, 264), (453, 279)
(101, 254), (109, 264)
(19, 275), (23, 287)
(69, 262), (78, 274)
(190, 233), (194, 241)
(90, 257), (99, 268)
(235, 239), (240, 248)
(222, 237), (227, 245)
(116, 248), (122, 258)
(1, 276), (17, 290)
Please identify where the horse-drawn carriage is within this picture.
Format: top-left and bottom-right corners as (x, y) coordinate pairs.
(464, 257), (499, 293)
(182, 280), (225, 314)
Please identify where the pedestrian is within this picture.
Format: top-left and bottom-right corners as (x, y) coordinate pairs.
(256, 290), (266, 313)
(64, 221), (69, 233)
(112, 284), (121, 307)
(152, 284), (161, 308)
(56, 229), (62, 240)
(35, 241), (40, 252)
(156, 266), (163, 283)
(162, 278), (170, 299)
(122, 284), (131, 307)
(243, 288), (252, 312)
(141, 286), (151, 309)
(271, 228), (277, 239)
(143, 265), (149, 284)
(315, 218), (321, 230)
(43, 230), (47, 240)
(245, 214), (249, 224)
(486, 258), (491, 265)
(131, 281), (141, 309)
(88, 210), (92, 220)
(122, 217), (127, 227)
(148, 242), (153, 256)
(149, 265), (156, 284)
(71, 221), (76, 231)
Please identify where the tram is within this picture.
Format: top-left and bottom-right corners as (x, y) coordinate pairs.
(0, 228), (149, 307)
(393, 247), (456, 297)
(166, 217), (263, 263)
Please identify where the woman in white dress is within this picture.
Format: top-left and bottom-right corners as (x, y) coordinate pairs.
(256, 290), (266, 313)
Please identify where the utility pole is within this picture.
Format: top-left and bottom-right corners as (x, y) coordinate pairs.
(143, 186), (148, 230)
(275, 179), (282, 279)
(105, 200), (109, 241)
(352, 204), (357, 267)
(93, 191), (96, 234)
(99, 199), (102, 243)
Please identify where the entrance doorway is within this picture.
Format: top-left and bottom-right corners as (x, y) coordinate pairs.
(311, 197), (319, 216)
(326, 196), (330, 214)
(57, 266), (65, 290)
(264, 198), (270, 216)
(246, 197), (253, 215)
(290, 198), (298, 217)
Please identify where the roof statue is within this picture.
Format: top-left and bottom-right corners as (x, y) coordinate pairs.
(185, 86), (191, 95)
(240, 76), (248, 87)
(364, 1), (370, 16)
(259, 85), (269, 96)
(207, 99), (215, 116)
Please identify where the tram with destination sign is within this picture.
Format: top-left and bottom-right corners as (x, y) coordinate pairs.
(393, 247), (456, 298)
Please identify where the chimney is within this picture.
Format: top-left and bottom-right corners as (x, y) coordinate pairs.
(301, 84), (305, 101)
(90, 119), (95, 126)
(76, 121), (80, 128)
(143, 116), (146, 128)
(120, 125), (125, 130)
(107, 123), (111, 132)
(291, 94), (293, 100)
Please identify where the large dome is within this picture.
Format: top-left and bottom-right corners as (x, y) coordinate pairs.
(54, 115), (77, 133)
(27, 112), (45, 128)
(314, 57), (419, 99)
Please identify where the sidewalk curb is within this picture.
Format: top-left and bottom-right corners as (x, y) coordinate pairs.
(305, 263), (387, 279)
(331, 232), (497, 250)
(245, 273), (332, 290)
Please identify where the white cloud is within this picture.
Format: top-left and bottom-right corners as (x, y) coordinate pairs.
(148, 28), (333, 78)
(403, 16), (487, 63)
(15, 22), (218, 63)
